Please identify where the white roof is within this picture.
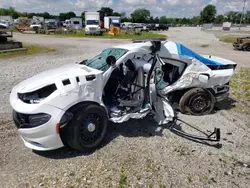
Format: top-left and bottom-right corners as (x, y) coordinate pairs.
(114, 41), (152, 51)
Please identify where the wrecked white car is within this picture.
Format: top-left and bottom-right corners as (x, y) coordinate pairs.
(10, 39), (236, 151)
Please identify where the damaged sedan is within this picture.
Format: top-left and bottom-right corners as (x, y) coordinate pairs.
(10, 39), (237, 151)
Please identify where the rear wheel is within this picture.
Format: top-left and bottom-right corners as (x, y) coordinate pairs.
(179, 88), (215, 116)
(62, 104), (108, 152)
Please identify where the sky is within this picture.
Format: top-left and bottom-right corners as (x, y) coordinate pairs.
(0, 0), (249, 18)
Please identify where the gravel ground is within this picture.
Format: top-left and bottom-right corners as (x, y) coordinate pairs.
(0, 28), (250, 188)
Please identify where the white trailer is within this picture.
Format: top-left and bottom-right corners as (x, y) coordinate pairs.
(104, 16), (121, 30)
(0, 16), (14, 28)
(85, 12), (101, 35)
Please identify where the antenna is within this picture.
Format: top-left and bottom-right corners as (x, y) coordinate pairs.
(239, 0), (247, 30)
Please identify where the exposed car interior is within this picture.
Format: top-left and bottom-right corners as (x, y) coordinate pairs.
(103, 57), (146, 116)
(102, 51), (188, 118)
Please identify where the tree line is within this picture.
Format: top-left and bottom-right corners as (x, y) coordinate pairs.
(1, 5), (250, 25)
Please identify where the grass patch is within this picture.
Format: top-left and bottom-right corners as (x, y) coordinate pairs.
(56, 30), (166, 40)
(187, 175), (193, 183)
(219, 36), (237, 43)
(0, 44), (55, 59)
(230, 68), (250, 106)
(229, 68), (250, 115)
(118, 167), (127, 188)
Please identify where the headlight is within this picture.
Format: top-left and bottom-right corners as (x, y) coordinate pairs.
(13, 111), (51, 129)
(28, 113), (51, 127)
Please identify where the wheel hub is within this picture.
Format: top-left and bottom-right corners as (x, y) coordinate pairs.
(189, 94), (208, 112)
(87, 123), (96, 132)
(193, 98), (206, 110)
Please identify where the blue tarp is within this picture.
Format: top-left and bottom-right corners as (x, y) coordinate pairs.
(176, 42), (223, 66)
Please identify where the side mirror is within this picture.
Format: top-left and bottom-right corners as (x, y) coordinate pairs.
(106, 55), (116, 67)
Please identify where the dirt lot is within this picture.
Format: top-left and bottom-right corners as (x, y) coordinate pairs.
(0, 28), (250, 188)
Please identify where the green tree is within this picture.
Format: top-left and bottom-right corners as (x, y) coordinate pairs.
(181, 17), (189, 24)
(98, 7), (114, 21)
(148, 16), (154, 23)
(225, 11), (242, 23)
(159, 16), (168, 24)
(154, 16), (159, 23)
(81, 11), (86, 21)
(131, 8), (150, 23)
(200, 4), (217, 23)
(245, 11), (250, 24)
(59, 13), (67, 21)
(112, 12), (121, 16)
(66, 11), (76, 19)
(214, 15), (225, 24)
(190, 16), (200, 25)
(42, 12), (51, 19)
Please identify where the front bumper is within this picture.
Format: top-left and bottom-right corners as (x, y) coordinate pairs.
(12, 108), (65, 151)
(10, 88), (66, 151)
(233, 43), (243, 50)
(85, 30), (101, 35)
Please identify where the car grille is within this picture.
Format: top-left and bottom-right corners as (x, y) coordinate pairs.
(89, 27), (97, 31)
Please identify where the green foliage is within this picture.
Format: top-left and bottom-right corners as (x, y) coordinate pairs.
(0, 45), (55, 59)
(159, 16), (167, 24)
(118, 167), (127, 188)
(214, 15), (225, 24)
(219, 36), (237, 43)
(0, 7), (21, 19)
(225, 11), (242, 24)
(2, 5), (250, 25)
(59, 12), (76, 21)
(131, 8), (151, 23)
(200, 4), (217, 24)
(56, 30), (166, 40)
(230, 68), (250, 106)
(98, 7), (114, 21)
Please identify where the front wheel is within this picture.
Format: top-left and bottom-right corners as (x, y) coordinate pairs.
(179, 88), (215, 116)
(243, 45), (250, 51)
(62, 104), (108, 152)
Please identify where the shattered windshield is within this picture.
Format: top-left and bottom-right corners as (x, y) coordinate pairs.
(85, 48), (128, 72)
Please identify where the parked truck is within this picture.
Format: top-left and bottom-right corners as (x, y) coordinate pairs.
(85, 12), (101, 35)
(104, 16), (121, 30)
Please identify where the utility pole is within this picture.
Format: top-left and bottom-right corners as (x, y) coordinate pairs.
(239, 0), (247, 30)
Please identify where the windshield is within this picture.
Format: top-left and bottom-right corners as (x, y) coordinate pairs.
(85, 48), (128, 72)
(73, 21), (80, 24)
(86, 20), (99, 25)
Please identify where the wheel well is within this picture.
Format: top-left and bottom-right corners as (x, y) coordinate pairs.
(59, 101), (108, 147)
(65, 101), (108, 116)
(168, 87), (213, 104)
(168, 88), (193, 103)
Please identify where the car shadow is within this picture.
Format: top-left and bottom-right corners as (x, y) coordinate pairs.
(214, 97), (238, 112)
(33, 114), (222, 159)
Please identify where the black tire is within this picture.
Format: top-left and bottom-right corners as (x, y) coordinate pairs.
(62, 104), (108, 152)
(179, 88), (215, 116)
(243, 45), (250, 51)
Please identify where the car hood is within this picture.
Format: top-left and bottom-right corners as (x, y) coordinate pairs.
(13, 63), (102, 93)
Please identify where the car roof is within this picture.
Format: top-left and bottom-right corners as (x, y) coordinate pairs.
(113, 41), (153, 52)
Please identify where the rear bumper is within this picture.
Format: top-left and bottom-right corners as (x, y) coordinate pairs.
(215, 92), (229, 102)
